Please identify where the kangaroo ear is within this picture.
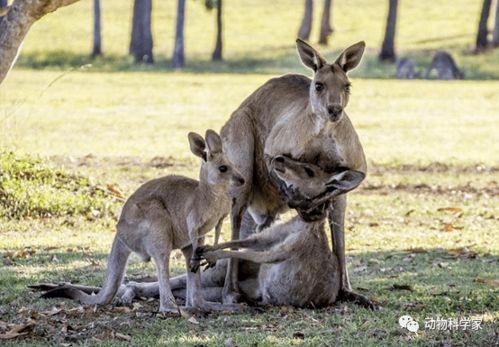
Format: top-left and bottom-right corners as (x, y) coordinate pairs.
(204, 129), (223, 156)
(334, 41), (365, 73)
(188, 132), (207, 161)
(296, 38), (327, 72)
(326, 169), (365, 193)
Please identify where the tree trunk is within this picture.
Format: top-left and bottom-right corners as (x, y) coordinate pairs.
(297, 0), (313, 41)
(91, 0), (102, 57)
(318, 0), (333, 45)
(172, 0), (186, 69)
(129, 0), (153, 64)
(212, 0), (222, 61)
(476, 0), (492, 51)
(379, 0), (398, 61)
(491, 0), (499, 47)
(0, 0), (80, 85)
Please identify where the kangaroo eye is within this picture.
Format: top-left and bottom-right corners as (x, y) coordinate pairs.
(304, 167), (315, 178)
(344, 83), (351, 93)
(315, 82), (324, 92)
(219, 165), (228, 173)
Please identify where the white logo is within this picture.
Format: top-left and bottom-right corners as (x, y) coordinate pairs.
(399, 315), (419, 333)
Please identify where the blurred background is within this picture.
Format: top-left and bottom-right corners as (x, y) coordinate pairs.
(5, 0), (499, 77)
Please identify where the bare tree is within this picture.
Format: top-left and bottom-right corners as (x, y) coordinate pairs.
(297, 0), (313, 41)
(379, 0), (398, 61)
(91, 0), (102, 57)
(129, 0), (153, 64)
(318, 0), (333, 45)
(492, 0), (499, 47)
(212, 0), (223, 61)
(476, 0), (492, 51)
(172, 0), (186, 68)
(0, 0), (80, 84)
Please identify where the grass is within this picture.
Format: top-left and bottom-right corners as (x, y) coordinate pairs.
(0, 0), (498, 345)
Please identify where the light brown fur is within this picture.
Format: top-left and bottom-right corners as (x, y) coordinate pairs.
(38, 157), (347, 308)
(219, 40), (373, 307)
(35, 130), (244, 313)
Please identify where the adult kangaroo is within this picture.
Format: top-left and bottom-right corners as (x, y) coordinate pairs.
(220, 39), (373, 307)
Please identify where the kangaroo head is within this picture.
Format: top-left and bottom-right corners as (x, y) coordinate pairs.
(270, 155), (331, 200)
(188, 129), (245, 188)
(271, 155), (365, 203)
(296, 39), (365, 123)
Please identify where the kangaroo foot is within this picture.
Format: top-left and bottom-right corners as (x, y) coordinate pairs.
(185, 301), (244, 313)
(159, 304), (180, 315)
(338, 288), (380, 310)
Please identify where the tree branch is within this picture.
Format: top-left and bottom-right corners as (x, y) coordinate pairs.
(0, 0), (80, 84)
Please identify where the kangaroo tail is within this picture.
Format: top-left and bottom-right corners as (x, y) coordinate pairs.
(43, 237), (131, 305)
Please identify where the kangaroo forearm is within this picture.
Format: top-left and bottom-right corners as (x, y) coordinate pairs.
(208, 249), (286, 264)
(207, 238), (259, 251)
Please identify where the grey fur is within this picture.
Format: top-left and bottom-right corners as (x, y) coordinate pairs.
(218, 39), (372, 307)
(425, 51), (464, 80)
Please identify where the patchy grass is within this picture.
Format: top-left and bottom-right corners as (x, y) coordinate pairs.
(0, 157), (497, 346)
(0, 151), (120, 219)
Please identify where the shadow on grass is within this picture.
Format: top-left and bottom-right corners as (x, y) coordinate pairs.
(16, 48), (499, 80)
(0, 248), (497, 346)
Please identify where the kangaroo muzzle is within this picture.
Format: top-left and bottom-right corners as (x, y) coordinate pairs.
(231, 173), (245, 186)
(327, 104), (343, 122)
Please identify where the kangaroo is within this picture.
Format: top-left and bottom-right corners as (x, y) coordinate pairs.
(35, 130), (245, 313)
(218, 39), (373, 307)
(396, 58), (420, 79)
(194, 156), (365, 307)
(37, 156), (362, 308)
(424, 51), (464, 80)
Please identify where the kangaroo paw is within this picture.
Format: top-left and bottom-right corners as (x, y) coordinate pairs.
(338, 289), (380, 310)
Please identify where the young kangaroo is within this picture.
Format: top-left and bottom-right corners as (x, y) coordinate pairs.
(396, 58), (420, 79)
(38, 130), (244, 313)
(219, 39), (372, 307)
(49, 156), (361, 308)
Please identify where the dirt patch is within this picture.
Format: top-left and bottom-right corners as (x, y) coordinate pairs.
(369, 161), (498, 174)
(359, 181), (499, 197)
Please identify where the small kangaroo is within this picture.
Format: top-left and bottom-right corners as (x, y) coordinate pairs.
(37, 130), (245, 313)
(396, 58), (420, 79)
(38, 156), (362, 308)
(219, 39), (371, 307)
(424, 51), (464, 80)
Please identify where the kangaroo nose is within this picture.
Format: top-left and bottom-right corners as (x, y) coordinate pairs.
(234, 175), (245, 186)
(327, 105), (343, 120)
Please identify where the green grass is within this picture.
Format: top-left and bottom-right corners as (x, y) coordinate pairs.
(0, 0), (498, 345)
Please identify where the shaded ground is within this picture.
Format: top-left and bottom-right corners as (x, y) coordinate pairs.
(0, 157), (497, 346)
